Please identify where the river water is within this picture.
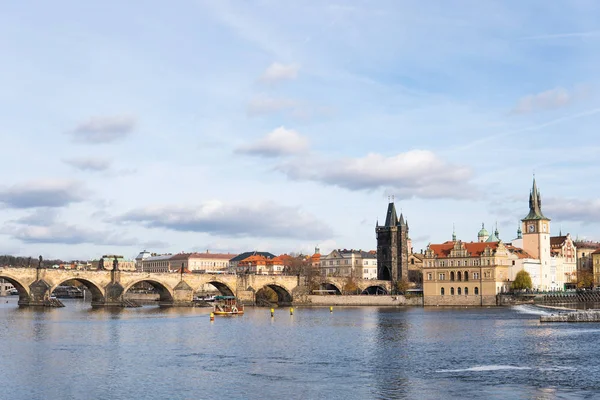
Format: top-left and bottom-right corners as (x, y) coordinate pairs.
(1, 298), (599, 400)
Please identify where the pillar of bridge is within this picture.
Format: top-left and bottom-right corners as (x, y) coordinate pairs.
(99, 281), (125, 307)
(24, 279), (51, 307)
(164, 280), (194, 307)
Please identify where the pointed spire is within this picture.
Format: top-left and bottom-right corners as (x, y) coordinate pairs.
(398, 212), (405, 227)
(517, 224), (522, 239)
(523, 176), (549, 221)
(452, 223), (456, 242)
(384, 201), (398, 227)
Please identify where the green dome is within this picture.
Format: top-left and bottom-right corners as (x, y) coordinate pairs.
(478, 223), (489, 237)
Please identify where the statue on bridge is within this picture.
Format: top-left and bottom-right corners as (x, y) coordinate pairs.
(113, 256), (119, 271)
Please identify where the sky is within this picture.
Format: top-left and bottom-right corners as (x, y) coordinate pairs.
(1, 0), (600, 261)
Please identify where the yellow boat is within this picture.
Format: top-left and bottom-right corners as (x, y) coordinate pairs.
(212, 296), (245, 316)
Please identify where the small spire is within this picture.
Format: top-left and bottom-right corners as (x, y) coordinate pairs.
(452, 223), (456, 242)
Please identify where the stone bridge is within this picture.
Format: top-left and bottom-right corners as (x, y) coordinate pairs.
(0, 267), (392, 307)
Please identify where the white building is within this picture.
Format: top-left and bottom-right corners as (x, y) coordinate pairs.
(320, 249), (377, 278)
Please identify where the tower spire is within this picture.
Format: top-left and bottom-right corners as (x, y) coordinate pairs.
(523, 176), (548, 221)
(452, 223), (456, 242)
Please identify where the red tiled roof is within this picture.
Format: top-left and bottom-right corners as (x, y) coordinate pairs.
(505, 245), (532, 259)
(550, 236), (567, 247)
(429, 241), (499, 258)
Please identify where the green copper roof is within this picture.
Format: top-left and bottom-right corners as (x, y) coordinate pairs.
(522, 177), (550, 221)
(478, 223), (489, 237)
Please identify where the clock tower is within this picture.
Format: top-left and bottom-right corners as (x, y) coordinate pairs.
(521, 178), (551, 260)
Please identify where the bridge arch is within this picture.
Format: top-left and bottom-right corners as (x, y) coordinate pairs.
(257, 283), (293, 305)
(201, 280), (235, 297)
(0, 273), (30, 303)
(317, 281), (342, 295)
(49, 278), (105, 304)
(361, 285), (388, 295)
(123, 279), (174, 303)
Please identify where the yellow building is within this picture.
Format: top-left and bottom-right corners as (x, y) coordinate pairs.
(423, 240), (516, 306)
(592, 250), (600, 286)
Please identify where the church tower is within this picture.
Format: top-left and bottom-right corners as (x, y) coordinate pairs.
(376, 201), (409, 283)
(521, 178), (551, 260)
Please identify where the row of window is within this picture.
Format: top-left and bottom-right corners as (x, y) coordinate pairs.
(324, 260), (375, 266)
(427, 271), (480, 281)
(440, 287), (479, 295)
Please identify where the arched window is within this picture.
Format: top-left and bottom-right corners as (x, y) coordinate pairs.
(474, 287), (479, 295)
(450, 271), (455, 281)
(441, 287), (445, 296)
(450, 287), (455, 295)
(457, 271), (462, 281)
(465, 287), (468, 295)
(464, 271), (469, 281)
(457, 287), (462, 295)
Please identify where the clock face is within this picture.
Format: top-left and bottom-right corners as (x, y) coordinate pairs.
(528, 224), (535, 233)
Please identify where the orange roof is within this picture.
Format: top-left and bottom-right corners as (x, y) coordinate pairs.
(505, 245), (533, 259)
(429, 241), (499, 258)
(310, 253), (321, 261)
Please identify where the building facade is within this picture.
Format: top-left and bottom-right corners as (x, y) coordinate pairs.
(423, 240), (516, 306)
(320, 249), (377, 279)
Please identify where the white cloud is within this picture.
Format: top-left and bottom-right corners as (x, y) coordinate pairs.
(236, 127), (309, 157)
(511, 86), (590, 114)
(259, 62), (299, 84)
(7, 223), (137, 246)
(277, 150), (474, 199)
(117, 200), (332, 240)
(69, 115), (136, 143)
(544, 197), (600, 223)
(0, 180), (88, 208)
(63, 157), (111, 171)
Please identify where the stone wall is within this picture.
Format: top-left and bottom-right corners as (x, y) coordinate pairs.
(424, 294), (496, 306)
(301, 295), (422, 306)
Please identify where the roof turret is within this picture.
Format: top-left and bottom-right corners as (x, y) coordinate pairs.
(478, 223), (489, 238)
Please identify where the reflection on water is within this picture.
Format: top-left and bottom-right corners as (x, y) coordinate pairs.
(1, 298), (600, 399)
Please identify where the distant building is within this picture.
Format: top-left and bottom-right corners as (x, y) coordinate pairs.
(139, 254), (172, 273)
(91, 255), (136, 271)
(169, 251), (237, 273)
(229, 251), (276, 274)
(320, 249), (377, 279)
(593, 250), (600, 286)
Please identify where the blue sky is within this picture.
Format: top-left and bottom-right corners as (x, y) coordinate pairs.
(1, 0), (600, 260)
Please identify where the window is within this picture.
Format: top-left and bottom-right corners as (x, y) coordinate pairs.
(441, 287), (445, 296)
(450, 287), (455, 295)
(464, 272), (469, 281)
(450, 271), (455, 281)
(458, 287), (461, 295)
(411, 259), (415, 265)
(439, 273), (445, 280)
(465, 287), (468, 295)
(473, 272), (479, 280)
(427, 273), (432, 281)
(457, 271), (462, 281)
(474, 287), (479, 295)
(450, 261), (454, 267)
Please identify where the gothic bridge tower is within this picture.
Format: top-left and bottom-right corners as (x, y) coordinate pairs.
(376, 201), (409, 283)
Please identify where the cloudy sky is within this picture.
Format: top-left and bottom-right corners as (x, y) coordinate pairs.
(1, 1), (600, 260)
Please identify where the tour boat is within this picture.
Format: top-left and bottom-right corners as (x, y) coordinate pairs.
(212, 296), (244, 316)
